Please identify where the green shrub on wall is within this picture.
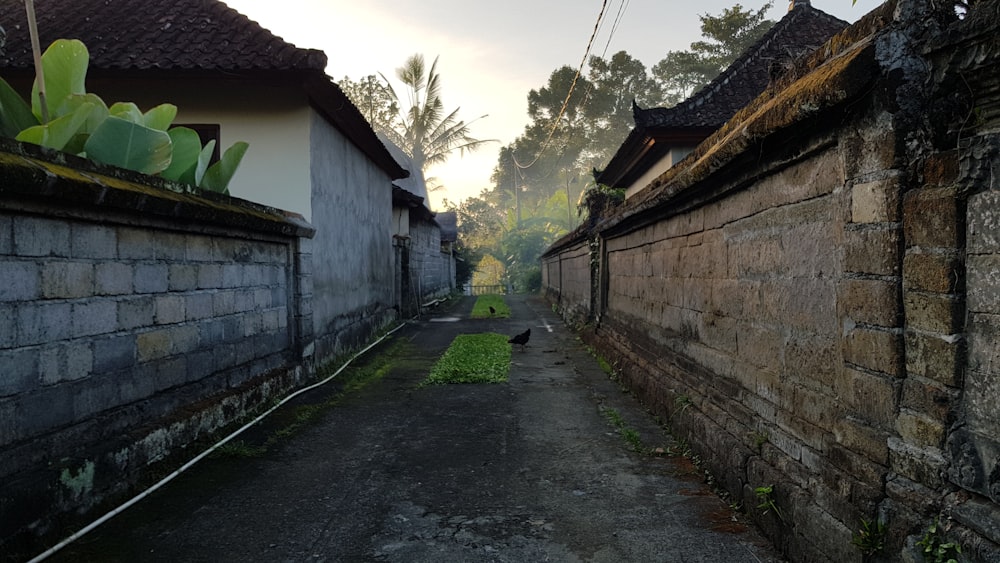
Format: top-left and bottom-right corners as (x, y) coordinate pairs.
(0, 39), (247, 194)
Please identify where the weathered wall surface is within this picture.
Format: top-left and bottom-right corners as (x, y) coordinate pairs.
(541, 239), (592, 326)
(310, 112), (396, 361)
(0, 142), (314, 552)
(542, 2), (1000, 561)
(409, 220), (453, 302)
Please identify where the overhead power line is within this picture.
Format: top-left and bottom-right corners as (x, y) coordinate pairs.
(513, 0), (612, 171)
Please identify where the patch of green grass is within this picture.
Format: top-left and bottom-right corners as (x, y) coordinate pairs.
(212, 440), (267, 459)
(422, 333), (511, 385)
(471, 294), (510, 318)
(601, 406), (645, 452)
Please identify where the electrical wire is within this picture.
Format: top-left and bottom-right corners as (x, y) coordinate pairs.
(27, 322), (408, 563)
(512, 0), (610, 172)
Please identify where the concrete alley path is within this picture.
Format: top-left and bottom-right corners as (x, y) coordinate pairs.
(44, 294), (783, 563)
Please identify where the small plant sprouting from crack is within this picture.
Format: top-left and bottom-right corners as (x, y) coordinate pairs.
(212, 440), (267, 459)
(917, 517), (962, 563)
(852, 517), (888, 559)
(751, 431), (769, 453)
(601, 406), (645, 453)
(755, 485), (784, 522)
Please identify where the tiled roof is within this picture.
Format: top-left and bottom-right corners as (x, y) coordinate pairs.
(0, 0), (327, 72)
(597, 2), (847, 189)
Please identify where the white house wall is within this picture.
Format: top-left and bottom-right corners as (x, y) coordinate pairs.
(624, 146), (696, 200)
(87, 78), (314, 220)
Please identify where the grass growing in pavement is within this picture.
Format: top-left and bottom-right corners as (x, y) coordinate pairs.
(601, 406), (645, 453)
(422, 333), (511, 385)
(470, 294), (510, 318)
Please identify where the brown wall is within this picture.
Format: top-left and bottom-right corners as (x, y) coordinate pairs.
(542, 2), (1000, 561)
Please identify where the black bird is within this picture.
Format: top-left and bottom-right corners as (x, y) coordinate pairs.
(508, 328), (530, 351)
(489, 306), (496, 316)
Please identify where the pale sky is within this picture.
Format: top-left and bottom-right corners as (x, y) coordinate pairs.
(224, 0), (886, 208)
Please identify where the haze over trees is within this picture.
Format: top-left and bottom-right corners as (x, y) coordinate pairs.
(340, 3), (777, 293)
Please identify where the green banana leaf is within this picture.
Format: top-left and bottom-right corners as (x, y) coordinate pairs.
(0, 76), (40, 137)
(200, 141), (249, 194)
(108, 102), (143, 124)
(161, 127), (202, 184)
(32, 39), (88, 121)
(84, 115), (172, 175)
(143, 104), (178, 131)
(194, 140), (216, 187)
(16, 102), (95, 151)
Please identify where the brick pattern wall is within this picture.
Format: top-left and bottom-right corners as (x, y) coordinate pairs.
(543, 240), (592, 325)
(0, 147), (313, 549)
(541, 3), (1000, 557)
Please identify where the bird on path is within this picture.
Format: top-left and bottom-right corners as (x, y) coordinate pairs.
(489, 306), (496, 316)
(508, 328), (530, 351)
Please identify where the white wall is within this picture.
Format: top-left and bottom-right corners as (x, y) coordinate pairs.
(89, 78), (314, 219)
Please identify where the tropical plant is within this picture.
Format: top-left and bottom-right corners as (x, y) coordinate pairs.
(379, 54), (493, 173)
(0, 39), (248, 193)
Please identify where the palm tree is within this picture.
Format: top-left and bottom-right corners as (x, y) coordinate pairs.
(380, 54), (494, 173)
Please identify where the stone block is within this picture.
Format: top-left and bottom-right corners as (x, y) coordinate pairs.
(903, 187), (960, 249)
(213, 291), (236, 316)
(901, 376), (955, 420)
(137, 329), (172, 362)
(0, 214), (11, 255)
(93, 334), (136, 373)
(134, 264), (168, 294)
(842, 118), (898, 179)
(95, 263), (133, 295)
(153, 356), (188, 391)
(852, 178), (901, 223)
(967, 254), (1000, 314)
(0, 349), (38, 396)
(888, 437), (947, 489)
(168, 265), (199, 292)
(184, 292), (214, 321)
(41, 262), (94, 299)
(222, 264), (243, 288)
(13, 216), (70, 257)
(154, 295), (186, 325)
(71, 300), (117, 338)
(922, 149), (959, 188)
(834, 416), (890, 464)
(0, 303), (15, 348)
(968, 190), (1000, 254)
(72, 376), (121, 418)
(198, 264), (223, 289)
(843, 326), (903, 376)
(843, 225), (900, 276)
(839, 277), (900, 327)
(71, 225), (117, 259)
(184, 235), (214, 262)
(909, 254), (962, 299)
(903, 291), (961, 334)
(117, 297), (154, 330)
(963, 365), (1000, 439)
(234, 289), (255, 313)
(837, 368), (900, 430)
(896, 410), (946, 448)
(0, 261), (39, 302)
(39, 342), (93, 385)
(17, 302), (72, 346)
(905, 329), (962, 386)
(169, 325), (201, 354)
(154, 232), (187, 261)
(118, 228), (155, 260)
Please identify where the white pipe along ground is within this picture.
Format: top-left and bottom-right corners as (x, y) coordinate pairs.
(28, 322), (408, 563)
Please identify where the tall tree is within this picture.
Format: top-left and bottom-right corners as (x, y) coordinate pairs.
(338, 75), (400, 134)
(653, 2), (775, 105)
(381, 54), (493, 173)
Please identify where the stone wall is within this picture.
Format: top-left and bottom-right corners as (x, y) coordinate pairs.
(541, 238), (593, 326)
(542, 2), (1000, 561)
(309, 112), (396, 361)
(0, 141), (314, 552)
